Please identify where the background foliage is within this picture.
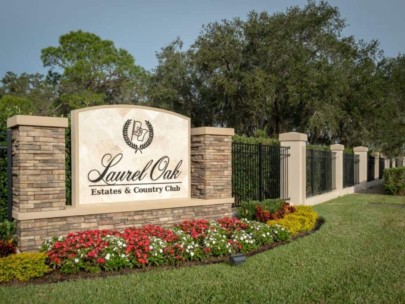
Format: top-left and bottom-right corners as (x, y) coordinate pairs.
(0, 1), (403, 155)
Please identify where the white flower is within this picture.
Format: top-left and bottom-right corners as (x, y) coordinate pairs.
(190, 252), (194, 257)
(74, 258), (79, 263)
(105, 253), (111, 260)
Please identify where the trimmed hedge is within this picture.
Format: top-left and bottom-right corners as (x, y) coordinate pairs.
(384, 167), (405, 195)
(233, 134), (279, 145)
(0, 252), (51, 282)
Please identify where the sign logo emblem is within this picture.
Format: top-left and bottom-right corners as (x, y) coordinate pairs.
(123, 119), (154, 153)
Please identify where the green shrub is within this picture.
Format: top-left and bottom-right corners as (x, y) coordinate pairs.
(384, 167), (405, 195)
(0, 252), (52, 282)
(237, 199), (286, 220)
(306, 145), (330, 151)
(0, 219), (16, 242)
(267, 206), (318, 235)
(0, 220), (16, 257)
(233, 134), (279, 145)
(0, 139), (7, 222)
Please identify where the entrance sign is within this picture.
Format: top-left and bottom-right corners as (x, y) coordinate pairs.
(72, 105), (190, 205)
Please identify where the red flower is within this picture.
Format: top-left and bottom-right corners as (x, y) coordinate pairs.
(255, 206), (271, 222)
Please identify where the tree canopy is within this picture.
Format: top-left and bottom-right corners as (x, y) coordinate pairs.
(148, 1), (404, 156)
(41, 30), (148, 113)
(0, 1), (404, 156)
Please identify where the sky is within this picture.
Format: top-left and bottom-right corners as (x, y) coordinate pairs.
(1, 0), (404, 78)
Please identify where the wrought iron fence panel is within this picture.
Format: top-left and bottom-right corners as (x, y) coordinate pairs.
(343, 152), (360, 187)
(306, 149), (335, 197)
(367, 155), (375, 182)
(232, 142), (289, 206)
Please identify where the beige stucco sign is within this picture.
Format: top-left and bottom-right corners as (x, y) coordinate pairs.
(71, 105), (190, 205)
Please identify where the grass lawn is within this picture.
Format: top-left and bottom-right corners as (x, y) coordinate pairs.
(1, 193), (404, 304)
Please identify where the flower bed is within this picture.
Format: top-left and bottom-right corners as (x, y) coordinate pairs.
(40, 218), (290, 274)
(267, 206), (318, 235)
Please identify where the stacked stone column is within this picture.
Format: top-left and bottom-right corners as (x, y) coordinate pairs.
(8, 115), (68, 249)
(8, 116), (68, 215)
(190, 127), (234, 199)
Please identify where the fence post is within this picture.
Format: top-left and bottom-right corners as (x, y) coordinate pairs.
(353, 146), (368, 189)
(330, 144), (344, 194)
(279, 132), (307, 205)
(391, 158), (396, 168)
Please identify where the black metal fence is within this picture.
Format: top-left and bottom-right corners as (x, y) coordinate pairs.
(306, 149), (335, 197)
(367, 155), (375, 182)
(343, 152), (360, 187)
(232, 143), (289, 206)
(379, 158), (384, 179)
(0, 130), (12, 221)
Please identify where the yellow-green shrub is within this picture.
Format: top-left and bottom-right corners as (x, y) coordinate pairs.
(267, 206), (318, 236)
(0, 252), (51, 282)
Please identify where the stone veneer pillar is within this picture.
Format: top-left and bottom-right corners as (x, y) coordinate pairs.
(279, 132), (307, 205)
(190, 127), (234, 199)
(7, 115), (68, 214)
(353, 146), (368, 189)
(330, 144), (344, 192)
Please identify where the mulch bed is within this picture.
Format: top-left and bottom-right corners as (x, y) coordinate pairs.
(1, 217), (325, 287)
